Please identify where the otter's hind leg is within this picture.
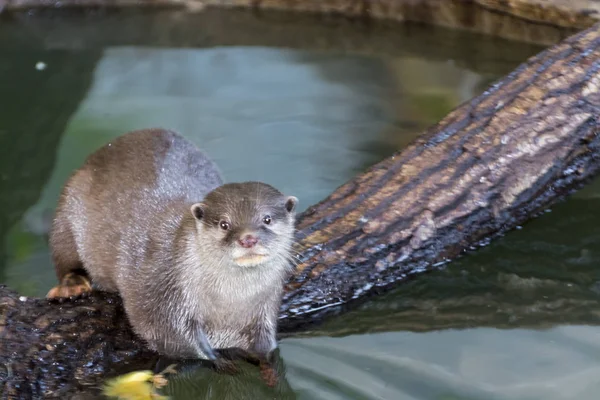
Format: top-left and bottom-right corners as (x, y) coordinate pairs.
(46, 213), (92, 300)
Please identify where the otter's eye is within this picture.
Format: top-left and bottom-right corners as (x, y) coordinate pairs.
(263, 215), (272, 225)
(219, 220), (230, 230)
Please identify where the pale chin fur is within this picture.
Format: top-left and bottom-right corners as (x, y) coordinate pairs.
(233, 254), (269, 267)
(231, 246), (270, 268)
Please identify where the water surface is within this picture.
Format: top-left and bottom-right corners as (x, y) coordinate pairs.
(2, 8), (598, 400)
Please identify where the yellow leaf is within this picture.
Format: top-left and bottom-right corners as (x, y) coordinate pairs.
(103, 370), (170, 400)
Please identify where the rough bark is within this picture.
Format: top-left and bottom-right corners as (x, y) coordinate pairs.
(3, 0), (600, 45)
(2, 18), (600, 398)
(279, 21), (600, 327)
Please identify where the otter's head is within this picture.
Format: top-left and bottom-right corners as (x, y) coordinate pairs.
(190, 182), (297, 269)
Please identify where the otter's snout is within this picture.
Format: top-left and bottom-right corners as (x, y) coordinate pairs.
(238, 234), (258, 248)
(232, 232), (268, 267)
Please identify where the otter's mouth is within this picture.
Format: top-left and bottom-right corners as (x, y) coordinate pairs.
(233, 253), (269, 267)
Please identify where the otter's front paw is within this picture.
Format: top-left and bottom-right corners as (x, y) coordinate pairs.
(46, 273), (92, 301)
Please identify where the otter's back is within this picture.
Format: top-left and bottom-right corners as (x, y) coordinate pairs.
(80, 129), (222, 203)
(59, 129), (223, 288)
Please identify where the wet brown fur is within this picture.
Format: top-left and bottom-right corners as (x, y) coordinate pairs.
(47, 128), (297, 368)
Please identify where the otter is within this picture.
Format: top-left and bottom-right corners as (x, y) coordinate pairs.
(46, 128), (298, 376)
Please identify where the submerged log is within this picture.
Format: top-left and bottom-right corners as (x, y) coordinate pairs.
(3, 14), (600, 400)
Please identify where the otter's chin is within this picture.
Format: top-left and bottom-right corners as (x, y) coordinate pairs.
(233, 254), (269, 267)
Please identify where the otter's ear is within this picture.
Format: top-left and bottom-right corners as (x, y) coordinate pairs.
(190, 203), (206, 220)
(285, 196), (298, 213)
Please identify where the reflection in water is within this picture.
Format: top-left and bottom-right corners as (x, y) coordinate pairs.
(3, 44), (500, 298)
(162, 351), (296, 399)
(3, 8), (597, 400)
(0, 42), (100, 287)
(281, 325), (600, 400)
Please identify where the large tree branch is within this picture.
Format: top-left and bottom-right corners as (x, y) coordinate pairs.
(278, 22), (600, 328)
(3, 7), (600, 400)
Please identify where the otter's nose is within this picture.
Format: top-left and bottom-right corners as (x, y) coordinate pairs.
(238, 235), (258, 248)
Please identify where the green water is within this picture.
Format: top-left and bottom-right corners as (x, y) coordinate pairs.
(2, 8), (599, 400)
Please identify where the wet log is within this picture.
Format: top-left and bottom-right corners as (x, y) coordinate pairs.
(280, 21), (600, 326)
(3, 14), (600, 400)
